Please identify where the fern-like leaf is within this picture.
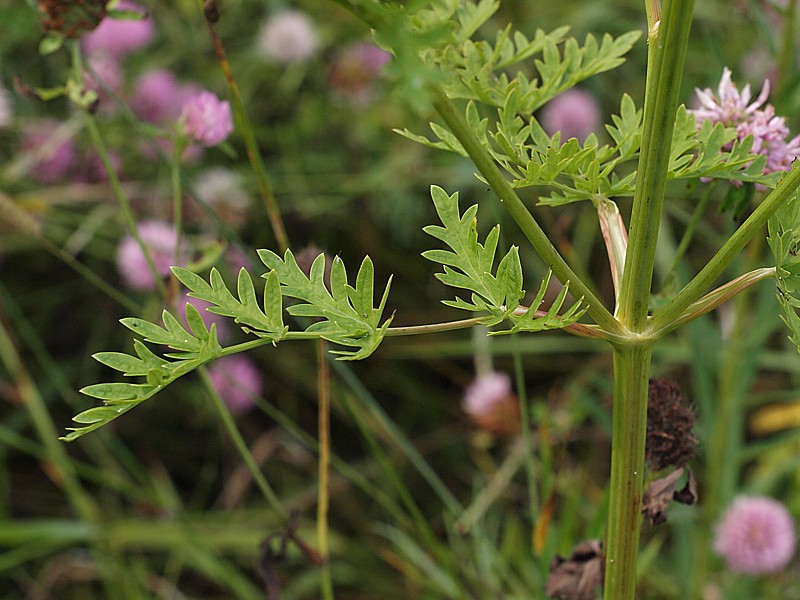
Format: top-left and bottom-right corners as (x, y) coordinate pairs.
(258, 250), (394, 360)
(172, 266), (287, 340)
(768, 183), (800, 353)
(61, 304), (223, 441)
(423, 186), (584, 331)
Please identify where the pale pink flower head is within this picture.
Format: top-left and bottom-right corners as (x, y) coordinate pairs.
(256, 10), (319, 64)
(462, 372), (520, 435)
(81, 1), (154, 59)
(713, 496), (796, 574)
(131, 69), (202, 124)
(540, 88), (601, 142)
(207, 355), (263, 413)
(116, 220), (184, 290)
(21, 120), (78, 183)
(691, 67), (770, 126)
(689, 68), (800, 180)
(180, 91), (233, 147)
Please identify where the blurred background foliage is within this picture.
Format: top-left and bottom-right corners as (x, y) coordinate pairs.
(1, 0), (800, 598)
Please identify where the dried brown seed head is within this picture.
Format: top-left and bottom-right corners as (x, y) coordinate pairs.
(646, 378), (698, 471)
(38, 0), (107, 38)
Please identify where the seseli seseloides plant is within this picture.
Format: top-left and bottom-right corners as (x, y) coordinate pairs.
(54, 1), (800, 598)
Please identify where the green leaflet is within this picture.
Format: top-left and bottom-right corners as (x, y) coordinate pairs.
(61, 306), (224, 441)
(423, 186), (585, 332)
(257, 250), (394, 360)
(768, 186), (800, 352)
(173, 266), (287, 339)
(65, 251), (394, 440)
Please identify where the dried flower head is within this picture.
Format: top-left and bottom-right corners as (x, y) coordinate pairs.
(689, 67), (800, 179)
(207, 355), (263, 413)
(545, 539), (604, 600)
(714, 496), (796, 574)
(462, 372), (520, 435)
(181, 91), (234, 147)
(116, 220), (183, 290)
(256, 10), (319, 64)
(646, 378), (698, 471)
(540, 89), (601, 142)
(38, 0), (107, 38)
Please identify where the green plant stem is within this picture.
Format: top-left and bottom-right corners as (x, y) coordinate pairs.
(171, 134), (189, 303)
(0, 321), (98, 522)
(429, 86), (622, 337)
(316, 340), (335, 600)
(511, 338), (539, 548)
(198, 367), (288, 519)
(663, 182), (715, 289)
(332, 360), (463, 515)
(776, 0), (798, 99)
(605, 344), (653, 599)
(652, 267), (775, 336)
(618, 0), (694, 330)
(651, 163), (800, 333)
(70, 44), (168, 301)
(606, 0), (693, 598)
(200, 3), (289, 254)
(0, 310), (142, 598)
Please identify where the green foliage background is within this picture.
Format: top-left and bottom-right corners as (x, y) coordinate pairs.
(1, 0), (800, 598)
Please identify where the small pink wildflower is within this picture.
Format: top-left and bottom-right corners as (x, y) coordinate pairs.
(180, 91), (233, 147)
(81, 1), (154, 59)
(540, 89), (601, 142)
(131, 69), (202, 124)
(689, 68), (800, 178)
(713, 496), (796, 574)
(207, 355), (263, 413)
(116, 220), (183, 290)
(21, 120), (78, 184)
(256, 10), (319, 64)
(463, 372), (520, 435)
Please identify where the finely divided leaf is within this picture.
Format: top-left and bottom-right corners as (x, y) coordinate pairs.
(62, 304), (225, 442)
(423, 186), (584, 332)
(258, 249), (393, 360)
(768, 183), (800, 352)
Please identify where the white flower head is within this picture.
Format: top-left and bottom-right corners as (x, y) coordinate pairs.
(256, 10), (319, 64)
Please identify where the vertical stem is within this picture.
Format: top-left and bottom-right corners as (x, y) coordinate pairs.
(606, 1), (693, 598)
(316, 341), (334, 600)
(69, 43), (168, 301)
(776, 0), (798, 99)
(511, 340), (538, 546)
(429, 87), (621, 336)
(618, 0), (694, 329)
(198, 367), (288, 519)
(605, 344), (653, 599)
(200, 3), (289, 254)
